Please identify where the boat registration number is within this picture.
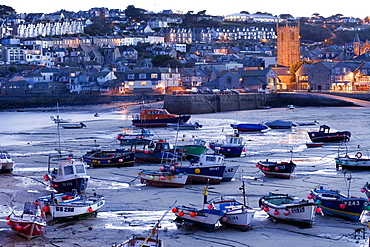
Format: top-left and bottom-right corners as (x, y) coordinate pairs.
(291, 207), (305, 213)
(55, 206), (75, 212)
(344, 201), (361, 206)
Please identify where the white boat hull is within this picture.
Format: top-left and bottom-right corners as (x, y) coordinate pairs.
(139, 171), (189, 187)
(38, 193), (105, 219)
(260, 198), (316, 225)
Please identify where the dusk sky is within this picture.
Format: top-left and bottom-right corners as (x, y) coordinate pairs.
(2, 0), (370, 18)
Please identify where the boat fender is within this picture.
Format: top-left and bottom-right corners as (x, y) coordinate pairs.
(356, 152), (362, 158)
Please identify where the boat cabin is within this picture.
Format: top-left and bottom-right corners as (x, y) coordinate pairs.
(51, 159), (87, 179)
(153, 140), (171, 151)
(139, 109), (179, 120)
(23, 202), (37, 215)
(226, 134), (243, 145)
(318, 125), (331, 133)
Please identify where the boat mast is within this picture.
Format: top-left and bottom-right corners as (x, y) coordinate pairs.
(240, 181), (246, 206)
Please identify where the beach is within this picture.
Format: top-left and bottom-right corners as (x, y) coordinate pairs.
(1, 102), (370, 247)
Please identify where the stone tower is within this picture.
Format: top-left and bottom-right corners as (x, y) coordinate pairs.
(353, 33), (361, 57)
(277, 21), (300, 67)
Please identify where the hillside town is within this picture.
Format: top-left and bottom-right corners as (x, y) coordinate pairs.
(1, 5), (370, 97)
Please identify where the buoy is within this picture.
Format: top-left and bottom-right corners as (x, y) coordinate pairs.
(190, 212), (197, 217)
(263, 207), (269, 212)
(149, 176), (154, 180)
(339, 203), (346, 209)
(178, 211), (184, 217)
(260, 205), (265, 210)
(5, 216), (10, 220)
(50, 183), (54, 188)
(138, 172), (142, 175)
(88, 207), (93, 213)
(275, 166), (280, 171)
(159, 166), (165, 171)
(43, 174), (49, 181)
(315, 207), (322, 213)
(160, 176), (166, 180)
(221, 216), (228, 222)
(171, 208), (178, 213)
(144, 150), (149, 154)
(316, 200), (322, 205)
(273, 210), (279, 215)
(283, 210), (290, 216)
(195, 168), (200, 174)
(7, 221), (12, 225)
(33, 201), (39, 206)
(54, 184), (59, 188)
(16, 225), (23, 231)
(207, 204), (213, 209)
(42, 206), (50, 212)
(307, 194), (314, 199)
(361, 188), (366, 193)
(170, 166), (175, 171)
(62, 195), (69, 200)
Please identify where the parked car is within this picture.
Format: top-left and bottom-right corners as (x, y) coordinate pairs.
(201, 87), (213, 94)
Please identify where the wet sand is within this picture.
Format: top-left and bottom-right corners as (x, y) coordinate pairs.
(1, 102), (370, 246)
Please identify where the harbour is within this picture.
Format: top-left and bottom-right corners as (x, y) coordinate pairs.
(1, 102), (370, 246)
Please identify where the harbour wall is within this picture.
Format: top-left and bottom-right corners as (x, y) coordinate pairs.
(163, 92), (359, 115)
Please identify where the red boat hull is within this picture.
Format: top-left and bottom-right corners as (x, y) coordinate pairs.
(9, 221), (46, 240)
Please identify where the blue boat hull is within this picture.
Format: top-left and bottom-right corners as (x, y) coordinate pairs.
(208, 144), (244, 157)
(311, 188), (366, 220)
(230, 123), (268, 132)
(52, 177), (89, 193)
(171, 165), (226, 184)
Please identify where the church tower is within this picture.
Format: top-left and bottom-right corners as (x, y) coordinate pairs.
(277, 21), (300, 67)
(353, 33), (361, 57)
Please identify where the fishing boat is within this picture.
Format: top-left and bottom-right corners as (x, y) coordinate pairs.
(264, 120), (297, 129)
(209, 132), (245, 157)
(230, 123), (269, 132)
(60, 122), (87, 129)
(175, 138), (207, 159)
(44, 155), (89, 193)
(167, 121), (202, 130)
(307, 125), (351, 143)
(6, 201), (46, 240)
(50, 116), (71, 124)
(114, 201), (176, 247)
(83, 149), (135, 168)
(172, 205), (225, 232)
(38, 192), (105, 220)
(0, 150), (14, 173)
(134, 140), (178, 164)
(306, 142), (324, 148)
(117, 129), (154, 145)
(210, 182), (255, 231)
(309, 186), (367, 221)
(132, 106), (191, 128)
(335, 144), (370, 170)
(361, 182), (370, 199)
(256, 159), (296, 179)
(189, 151), (237, 181)
(114, 236), (163, 247)
(297, 120), (319, 126)
(170, 152), (228, 184)
(139, 168), (189, 188)
(259, 193), (317, 226)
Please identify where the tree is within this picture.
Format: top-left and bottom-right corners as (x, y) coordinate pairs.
(0, 5), (16, 16)
(290, 60), (313, 82)
(151, 55), (182, 68)
(125, 5), (148, 22)
(84, 16), (113, 36)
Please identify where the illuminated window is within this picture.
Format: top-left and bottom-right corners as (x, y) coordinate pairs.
(140, 81), (147, 86)
(128, 81), (134, 86)
(151, 73), (158, 78)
